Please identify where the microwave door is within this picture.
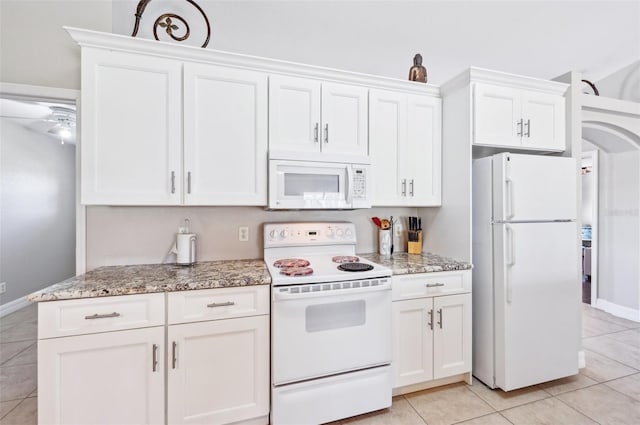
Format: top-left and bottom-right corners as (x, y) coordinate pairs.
(270, 161), (349, 209)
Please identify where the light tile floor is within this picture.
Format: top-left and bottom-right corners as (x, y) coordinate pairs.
(0, 303), (638, 425)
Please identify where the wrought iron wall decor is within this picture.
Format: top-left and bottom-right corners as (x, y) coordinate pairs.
(131, 0), (211, 48)
(581, 79), (600, 96)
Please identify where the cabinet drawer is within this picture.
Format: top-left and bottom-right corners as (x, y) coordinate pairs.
(392, 270), (471, 301)
(38, 293), (165, 339)
(168, 285), (269, 325)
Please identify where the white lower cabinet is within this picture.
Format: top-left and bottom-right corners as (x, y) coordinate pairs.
(38, 287), (270, 425)
(39, 326), (165, 425)
(392, 271), (472, 390)
(167, 315), (270, 425)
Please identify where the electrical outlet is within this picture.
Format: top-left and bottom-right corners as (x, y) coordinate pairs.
(0, 282), (6, 294)
(238, 226), (249, 242)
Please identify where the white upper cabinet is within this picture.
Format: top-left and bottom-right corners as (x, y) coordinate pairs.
(473, 80), (566, 152)
(370, 89), (442, 206)
(269, 75), (321, 153)
(269, 76), (368, 156)
(520, 90), (565, 151)
(183, 63), (268, 205)
(81, 48), (183, 205)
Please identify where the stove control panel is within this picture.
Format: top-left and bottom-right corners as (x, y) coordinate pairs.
(264, 222), (357, 247)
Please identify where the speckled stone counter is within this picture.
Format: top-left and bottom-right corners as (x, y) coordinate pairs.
(359, 252), (472, 275)
(28, 259), (271, 302)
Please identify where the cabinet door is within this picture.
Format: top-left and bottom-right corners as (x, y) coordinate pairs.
(321, 82), (369, 156)
(184, 64), (268, 205)
(433, 293), (472, 380)
(521, 91), (565, 151)
(369, 89), (407, 206)
(473, 83), (522, 147)
(167, 315), (270, 425)
(269, 75), (321, 153)
(407, 94), (442, 206)
(81, 48), (182, 205)
(392, 298), (433, 388)
(39, 326), (165, 425)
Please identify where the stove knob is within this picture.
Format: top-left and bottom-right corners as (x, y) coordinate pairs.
(269, 229), (278, 240)
(345, 228), (353, 238)
(336, 228), (344, 238)
(325, 228), (335, 238)
(280, 229), (289, 239)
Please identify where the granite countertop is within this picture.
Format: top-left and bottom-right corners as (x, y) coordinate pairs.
(359, 252), (472, 275)
(28, 259), (271, 302)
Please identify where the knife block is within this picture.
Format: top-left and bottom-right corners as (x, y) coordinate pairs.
(407, 231), (423, 254)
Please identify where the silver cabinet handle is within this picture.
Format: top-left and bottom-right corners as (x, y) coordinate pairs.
(516, 119), (523, 137)
(207, 301), (235, 308)
(401, 179), (407, 196)
(152, 344), (159, 372)
(524, 119), (531, 137)
(84, 312), (120, 320)
(324, 123), (329, 143)
(170, 171), (176, 194)
(437, 309), (443, 329)
(187, 171), (192, 194)
(172, 341), (177, 369)
(314, 123), (319, 143)
(426, 283), (445, 288)
(428, 309), (434, 330)
(409, 179), (414, 197)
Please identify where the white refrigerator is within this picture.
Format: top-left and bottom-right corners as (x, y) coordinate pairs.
(472, 152), (580, 391)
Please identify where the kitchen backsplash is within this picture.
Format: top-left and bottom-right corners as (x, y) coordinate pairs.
(86, 206), (417, 270)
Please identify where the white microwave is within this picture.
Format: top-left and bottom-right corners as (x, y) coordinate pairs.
(268, 152), (371, 210)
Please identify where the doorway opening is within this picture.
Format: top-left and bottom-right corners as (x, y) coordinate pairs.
(0, 90), (78, 316)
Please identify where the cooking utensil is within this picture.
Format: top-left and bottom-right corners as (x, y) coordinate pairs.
(390, 216), (394, 255)
(372, 217), (382, 228)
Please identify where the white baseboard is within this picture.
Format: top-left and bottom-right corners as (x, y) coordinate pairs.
(578, 350), (586, 369)
(0, 296), (31, 318)
(595, 298), (640, 322)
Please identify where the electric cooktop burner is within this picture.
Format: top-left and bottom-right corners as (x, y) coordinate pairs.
(338, 263), (374, 272)
(280, 267), (314, 276)
(332, 256), (360, 263)
(273, 258), (311, 268)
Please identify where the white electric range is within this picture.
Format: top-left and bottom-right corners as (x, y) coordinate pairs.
(264, 222), (392, 425)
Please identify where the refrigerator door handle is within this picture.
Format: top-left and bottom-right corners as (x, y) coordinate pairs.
(505, 178), (514, 219)
(505, 225), (515, 303)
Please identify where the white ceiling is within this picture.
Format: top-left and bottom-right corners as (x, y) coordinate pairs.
(113, 1), (640, 85)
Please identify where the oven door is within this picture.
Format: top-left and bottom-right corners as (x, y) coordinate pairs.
(269, 159), (351, 209)
(271, 282), (392, 386)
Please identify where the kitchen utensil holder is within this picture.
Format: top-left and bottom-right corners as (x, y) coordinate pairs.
(379, 229), (392, 257)
(408, 230), (423, 254)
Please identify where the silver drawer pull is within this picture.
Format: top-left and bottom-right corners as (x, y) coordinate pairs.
(152, 344), (159, 372)
(426, 283), (445, 288)
(207, 301), (235, 308)
(84, 312), (120, 320)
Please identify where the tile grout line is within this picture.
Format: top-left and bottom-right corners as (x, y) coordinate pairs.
(0, 342), (36, 367)
(552, 391), (603, 425)
(400, 394), (429, 424)
(0, 396), (28, 422)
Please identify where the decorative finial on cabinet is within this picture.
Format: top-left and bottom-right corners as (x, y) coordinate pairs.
(409, 53), (427, 83)
(130, 0), (212, 48)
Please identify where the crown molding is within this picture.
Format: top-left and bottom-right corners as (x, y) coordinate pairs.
(441, 66), (568, 96)
(65, 27), (440, 97)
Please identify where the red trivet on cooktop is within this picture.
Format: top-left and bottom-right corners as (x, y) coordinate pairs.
(280, 267), (314, 276)
(338, 263), (374, 272)
(331, 256), (360, 263)
(273, 258), (311, 268)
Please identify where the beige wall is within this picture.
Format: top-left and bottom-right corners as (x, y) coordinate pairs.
(0, 0), (112, 89)
(86, 206), (416, 269)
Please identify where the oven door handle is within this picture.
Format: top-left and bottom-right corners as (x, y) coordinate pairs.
(273, 283), (391, 301)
